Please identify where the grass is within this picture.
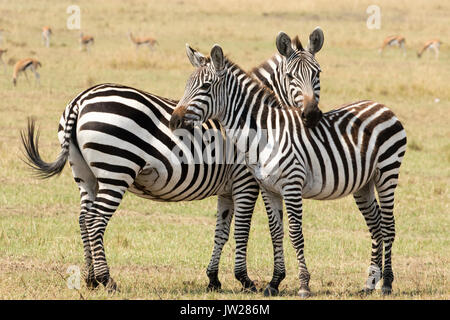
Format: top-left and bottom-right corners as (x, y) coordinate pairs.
(0, 0), (449, 300)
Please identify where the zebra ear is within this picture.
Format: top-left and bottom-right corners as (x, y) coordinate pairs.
(186, 44), (207, 68)
(307, 27), (324, 55)
(210, 44), (225, 74)
(276, 32), (294, 58)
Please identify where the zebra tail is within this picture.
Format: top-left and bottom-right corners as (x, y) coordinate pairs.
(20, 117), (69, 179)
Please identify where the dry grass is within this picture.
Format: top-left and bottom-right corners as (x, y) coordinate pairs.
(0, 0), (449, 300)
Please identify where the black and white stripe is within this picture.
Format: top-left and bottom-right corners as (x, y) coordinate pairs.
(170, 44), (407, 297)
(20, 30), (324, 293)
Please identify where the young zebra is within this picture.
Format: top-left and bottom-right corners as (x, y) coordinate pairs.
(20, 29), (324, 293)
(42, 26), (52, 48)
(169, 43), (407, 297)
(252, 27), (324, 127)
(417, 39), (441, 59)
(379, 35), (406, 56)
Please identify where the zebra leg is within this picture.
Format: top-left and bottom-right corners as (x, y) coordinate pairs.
(375, 175), (398, 295)
(260, 190), (286, 297)
(353, 182), (383, 294)
(68, 142), (98, 288)
(232, 187), (259, 292)
(283, 187), (311, 298)
(84, 182), (128, 292)
(206, 195), (234, 291)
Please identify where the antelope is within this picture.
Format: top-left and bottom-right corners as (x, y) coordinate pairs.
(12, 58), (41, 86)
(379, 35), (406, 56)
(128, 32), (158, 51)
(417, 39), (441, 59)
(80, 32), (94, 52)
(42, 26), (52, 48)
(0, 48), (7, 73)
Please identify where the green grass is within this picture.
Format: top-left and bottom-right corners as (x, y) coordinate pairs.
(0, 0), (449, 299)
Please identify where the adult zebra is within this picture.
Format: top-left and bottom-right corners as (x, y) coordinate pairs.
(169, 43), (407, 297)
(20, 29), (324, 293)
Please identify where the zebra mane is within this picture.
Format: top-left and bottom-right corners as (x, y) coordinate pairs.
(249, 54), (279, 76)
(221, 55), (285, 110)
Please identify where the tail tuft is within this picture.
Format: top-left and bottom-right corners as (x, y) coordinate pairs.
(20, 117), (69, 179)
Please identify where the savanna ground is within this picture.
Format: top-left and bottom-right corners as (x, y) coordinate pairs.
(0, 0), (448, 300)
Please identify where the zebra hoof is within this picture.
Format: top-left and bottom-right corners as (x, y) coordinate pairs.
(239, 278), (257, 293)
(207, 281), (222, 292)
(263, 285), (279, 297)
(242, 283), (257, 293)
(381, 285), (392, 295)
(105, 277), (119, 293)
(86, 280), (99, 290)
(298, 288), (311, 299)
(360, 287), (375, 295)
(85, 275), (99, 290)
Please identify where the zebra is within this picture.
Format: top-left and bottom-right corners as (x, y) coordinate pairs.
(169, 43), (407, 297)
(20, 29), (325, 293)
(251, 27), (324, 127)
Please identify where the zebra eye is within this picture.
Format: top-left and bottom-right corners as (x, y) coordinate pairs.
(286, 73), (294, 80)
(200, 82), (211, 90)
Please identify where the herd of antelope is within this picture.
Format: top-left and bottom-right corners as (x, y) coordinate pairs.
(379, 35), (442, 59)
(0, 26), (443, 87)
(0, 27), (158, 86)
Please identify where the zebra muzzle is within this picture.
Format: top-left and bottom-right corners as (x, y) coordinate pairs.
(302, 96), (322, 128)
(169, 105), (189, 131)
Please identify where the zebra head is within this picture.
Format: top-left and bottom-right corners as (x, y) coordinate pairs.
(276, 28), (324, 127)
(170, 44), (224, 131)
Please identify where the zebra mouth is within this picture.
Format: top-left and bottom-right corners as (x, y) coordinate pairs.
(178, 118), (202, 130)
(182, 113), (201, 129)
(181, 119), (194, 130)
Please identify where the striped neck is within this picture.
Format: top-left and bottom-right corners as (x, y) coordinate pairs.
(251, 54), (292, 107)
(218, 61), (292, 132)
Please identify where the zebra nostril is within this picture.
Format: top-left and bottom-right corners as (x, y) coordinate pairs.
(169, 115), (182, 131)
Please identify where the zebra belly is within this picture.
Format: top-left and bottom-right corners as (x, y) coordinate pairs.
(302, 149), (377, 200)
(302, 177), (365, 200)
(128, 163), (231, 202)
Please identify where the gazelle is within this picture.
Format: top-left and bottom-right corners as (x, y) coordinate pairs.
(42, 26), (52, 48)
(417, 39), (441, 59)
(379, 35), (406, 56)
(128, 32), (158, 51)
(12, 58), (41, 86)
(80, 32), (94, 52)
(0, 48), (7, 73)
